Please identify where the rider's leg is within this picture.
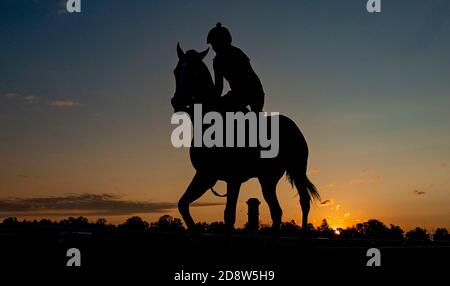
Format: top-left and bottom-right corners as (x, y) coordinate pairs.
(250, 92), (264, 112)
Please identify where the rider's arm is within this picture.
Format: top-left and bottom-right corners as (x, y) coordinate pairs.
(213, 59), (223, 97)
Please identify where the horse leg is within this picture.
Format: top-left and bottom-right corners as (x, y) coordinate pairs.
(259, 177), (282, 238)
(224, 181), (241, 234)
(300, 191), (311, 231)
(178, 172), (217, 231)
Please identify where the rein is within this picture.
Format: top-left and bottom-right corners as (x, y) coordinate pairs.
(210, 187), (227, 197)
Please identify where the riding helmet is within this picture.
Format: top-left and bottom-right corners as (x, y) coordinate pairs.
(207, 22), (232, 45)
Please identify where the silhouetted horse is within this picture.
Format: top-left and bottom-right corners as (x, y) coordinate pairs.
(172, 44), (319, 235)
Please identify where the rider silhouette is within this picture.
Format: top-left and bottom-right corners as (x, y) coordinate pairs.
(207, 23), (265, 112)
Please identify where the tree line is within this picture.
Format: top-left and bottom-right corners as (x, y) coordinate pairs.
(1, 215), (449, 241)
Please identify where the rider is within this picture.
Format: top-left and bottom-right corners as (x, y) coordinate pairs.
(207, 23), (265, 112)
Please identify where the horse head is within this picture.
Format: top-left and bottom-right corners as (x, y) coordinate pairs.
(172, 43), (214, 113)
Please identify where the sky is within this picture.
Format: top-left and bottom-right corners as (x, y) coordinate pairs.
(1, 0), (449, 230)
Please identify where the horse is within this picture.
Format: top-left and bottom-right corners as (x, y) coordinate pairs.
(171, 44), (319, 236)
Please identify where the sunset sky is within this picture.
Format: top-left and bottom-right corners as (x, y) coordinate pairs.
(1, 0), (449, 230)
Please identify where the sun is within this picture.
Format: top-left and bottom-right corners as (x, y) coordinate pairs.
(334, 229), (341, 235)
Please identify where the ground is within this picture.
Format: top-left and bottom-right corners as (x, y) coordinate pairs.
(0, 227), (448, 283)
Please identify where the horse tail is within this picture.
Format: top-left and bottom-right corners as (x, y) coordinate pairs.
(282, 116), (320, 202)
(286, 172), (320, 202)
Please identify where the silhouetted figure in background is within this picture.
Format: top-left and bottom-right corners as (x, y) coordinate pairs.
(207, 23), (265, 112)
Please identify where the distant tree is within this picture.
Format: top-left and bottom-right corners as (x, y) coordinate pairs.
(388, 224), (404, 240)
(38, 219), (54, 227)
(433, 228), (450, 241)
(363, 219), (390, 239)
(152, 215), (185, 232)
(406, 227), (430, 241)
(338, 227), (360, 239)
(95, 218), (116, 230)
(195, 222), (209, 233)
(280, 220), (301, 236)
(355, 223), (364, 236)
(258, 224), (272, 236)
(208, 222), (226, 234)
(301, 222), (314, 232)
(317, 219), (334, 238)
(96, 218), (107, 226)
(2, 217), (19, 226)
(59, 216), (90, 227)
(118, 216), (149, 231)
(338, 220), (402, 239)
(305, 222), (320, 237)
(172, 218), (184, 231)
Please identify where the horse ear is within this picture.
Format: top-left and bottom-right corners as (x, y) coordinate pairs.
(198, 48), (209, 60)
(177, 43), (185, 59)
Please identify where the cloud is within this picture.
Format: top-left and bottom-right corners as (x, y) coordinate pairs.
(440, 163), (448, 168)
(335, 204), (341, 211)
(49, 99), (81, 108)
(16, 174), (30, 179)
(412, 190), (426, 196)
(309, 167), (321, 174)
(0, 193), (224, 216)
(343, 212), (350, 218)
(3, 92), (39, 105)
(4, 92), (18, 98)
(325, 183), (336, 188)
(319, 199), (334, 207)
(3, 93), (81, 108)
(23, 95), (39, 105)
(371, 175), (382, 182)
(349, 179), (363, 185)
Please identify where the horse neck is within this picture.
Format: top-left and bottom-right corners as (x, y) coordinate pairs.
(197, 62), (215, 98)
